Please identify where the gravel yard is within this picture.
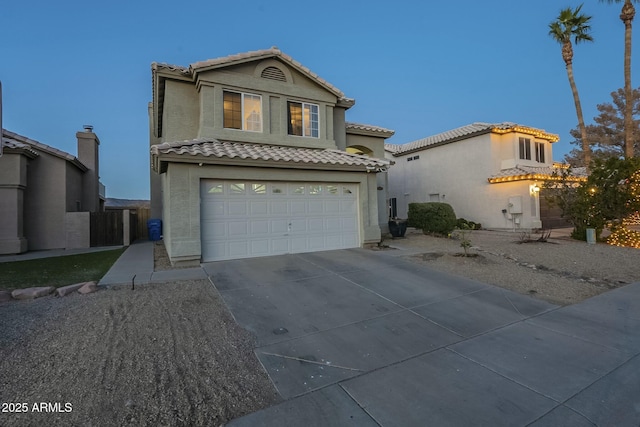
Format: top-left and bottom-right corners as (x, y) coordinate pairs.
(1, 229), (638, 426)
(0, 280), (280, 427)
(392, 228), (639, 306)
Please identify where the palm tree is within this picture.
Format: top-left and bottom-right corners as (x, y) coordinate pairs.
(549, 5), (594, 168)
(601, 0), (638, 159)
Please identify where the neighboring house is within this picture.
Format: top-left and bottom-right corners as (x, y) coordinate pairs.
(0, 127), (104, 254)
(149, 47), (394, 265)
(385, 122), (586, 230)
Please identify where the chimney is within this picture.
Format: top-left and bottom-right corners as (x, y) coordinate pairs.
(77, 126), (100, 212)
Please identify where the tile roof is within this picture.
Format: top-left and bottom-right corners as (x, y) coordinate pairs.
(385, 122), (559, 155)
(2, 130), (39, 156)
(488, 163), (588, 183)
(2, 129), (86, 170)
(151, 139), (391, 172)
(346, 122), (395, 138)
(154, 47), (351, 102)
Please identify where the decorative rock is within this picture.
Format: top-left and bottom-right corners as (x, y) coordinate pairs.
(0, 290), (13, 302)
(56, 282), (87, 297)
(78, 281), (98, 294)
(11, 286), (55, 300)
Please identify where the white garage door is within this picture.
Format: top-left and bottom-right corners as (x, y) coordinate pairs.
(200, 180), (360, 262)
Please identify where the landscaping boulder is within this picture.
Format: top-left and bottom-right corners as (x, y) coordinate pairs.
(78, 281), (98, 295)
(56, 282), (87, 297)
(0, 290), (13, 302)
(11, 286), (55, 300)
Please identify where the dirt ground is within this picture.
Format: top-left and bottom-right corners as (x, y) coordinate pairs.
(0, 280), (280, 427)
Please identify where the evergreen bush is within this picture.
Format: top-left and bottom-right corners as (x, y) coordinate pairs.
(408, 202), (457, 235)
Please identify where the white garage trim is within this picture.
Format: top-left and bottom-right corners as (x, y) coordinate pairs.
(201, 179), (360, 261)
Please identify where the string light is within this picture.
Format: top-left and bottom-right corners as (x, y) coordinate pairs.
(606, 169), (640, 248)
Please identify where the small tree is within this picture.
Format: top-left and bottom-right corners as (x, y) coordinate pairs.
(544, 157), (640, 239)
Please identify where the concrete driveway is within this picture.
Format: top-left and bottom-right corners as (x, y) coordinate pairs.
(202, 248), (640, 426)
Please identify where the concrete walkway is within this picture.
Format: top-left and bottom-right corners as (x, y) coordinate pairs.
(98, 241), (207, 286)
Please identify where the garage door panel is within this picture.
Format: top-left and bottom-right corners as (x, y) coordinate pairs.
(308, 236), (325, 249)
(308, 200), (324, 214)
(271, 238), (289, 254)
(271, 219), (289, 233)
(290, 237), (308, 252)
(228, 201), (248, 216)
(325, 200), (340, 213)
(270, 201), (288, 215)
(229, 241), (249, 257)
(201, 179), (360, 262)
(201, 201), (225, 219)
(290, 201), (306, 214)
(308, 218), (324, 232)
(340, 200), (356, 213)
(290, 219), (307, 233)
(250, 220), (270, 235)
(325, 234), (342, 248)
(228, 221), (249, 236)
(342, 217), (358, 231)
(202, 222), (227, 238)
(250, 200), (269, 215)
(250, 239), (270, 255)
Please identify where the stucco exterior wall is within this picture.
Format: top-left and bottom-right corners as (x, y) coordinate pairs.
(65, 212), (90, 249)
(24, 152), (68, 250)
(162, 80), (199, 143)
(0, 153), (29, 253)
(346, 133), (390, 229)
(387, 132), (545, 230)
(162, 163), (381, 264)
(65, 162), (84, 212)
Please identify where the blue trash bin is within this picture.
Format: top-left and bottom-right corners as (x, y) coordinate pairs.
(147, 219), (162, 241)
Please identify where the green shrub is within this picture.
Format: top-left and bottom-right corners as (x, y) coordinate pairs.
(456, 217), (482, 230)
(408, 202), (457, 235)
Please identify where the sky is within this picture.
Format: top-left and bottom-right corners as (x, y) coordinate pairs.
(1, 0), (638, 200)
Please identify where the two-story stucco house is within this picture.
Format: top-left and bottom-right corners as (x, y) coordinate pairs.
(385, 122), (587, 231)
(0, 127), (104, 254)
(149, 48), (394, 265)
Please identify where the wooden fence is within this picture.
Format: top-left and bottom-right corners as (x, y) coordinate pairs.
(90, 211), (123, 247)
(91, 208), (152, 246)
(136, 208), (151, 240)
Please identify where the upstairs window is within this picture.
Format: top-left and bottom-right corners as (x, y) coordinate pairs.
(223, 91), (262, 132)
(519, 137), (531, 160)
(288, 101), (319, 138)
(535, 142), (546, 163)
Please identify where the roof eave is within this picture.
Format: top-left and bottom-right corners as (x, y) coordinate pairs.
(152, 152), (387, 174)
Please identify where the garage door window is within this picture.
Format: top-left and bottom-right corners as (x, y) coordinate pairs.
(230, 183), (246, 194)
(251, 183), (267, 194)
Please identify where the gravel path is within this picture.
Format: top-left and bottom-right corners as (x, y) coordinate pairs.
(0, 280), (280, 426)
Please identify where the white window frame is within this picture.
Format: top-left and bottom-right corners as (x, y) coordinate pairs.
(223, 91), (263, 132)
(519, 137), (531, 160)
(288, 101), (319, 138)
(535, 142), (545, 163)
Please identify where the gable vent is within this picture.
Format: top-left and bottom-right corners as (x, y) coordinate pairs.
(261, 66), (287, 82)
